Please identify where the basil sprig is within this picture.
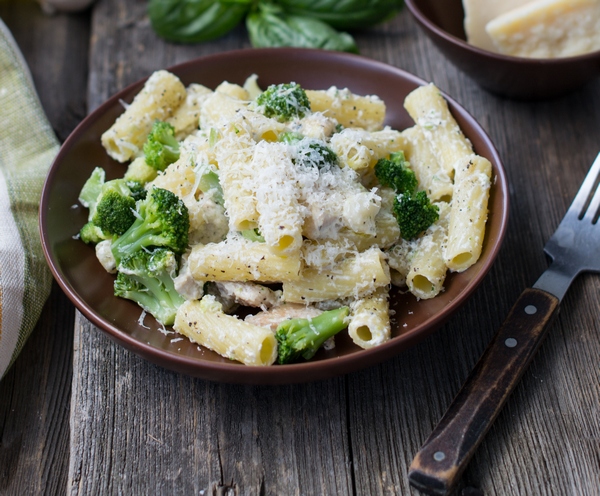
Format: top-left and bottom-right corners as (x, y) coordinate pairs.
(246, 3), (358, 53)
(274, 0), (404, 30)
(148, 0), (403, 52)
(148, 0), (251, 43)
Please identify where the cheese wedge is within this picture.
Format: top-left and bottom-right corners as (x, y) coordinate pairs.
(486, 0), (600, 58)
(462, 0), (530, 52)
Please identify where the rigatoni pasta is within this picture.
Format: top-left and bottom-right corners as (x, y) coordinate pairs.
(281, 247), (391, 303)
(330, 127), (407, 173)
(101, 70), (187, 162)
(348, 288), (391, 349)
(188, 235), (303, 283)
(174, 297), (278, 366)
(402, 125), (454, 202)
(306, 87), (386, 131)
(404, 82), (492, 274)
(403, 83), (473, 177)
(445, 155), (492, 272)
(167, 83), (212, 139)
(406, 201), (451, 299)
(88, 70), (493, 366)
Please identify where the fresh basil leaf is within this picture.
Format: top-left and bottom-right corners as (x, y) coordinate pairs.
(148, 0), (250, 43)
(275, 0), (404, 30)
(246, 9), (358, 53)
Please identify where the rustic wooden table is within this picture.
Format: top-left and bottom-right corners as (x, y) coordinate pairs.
(1, 1), (599, 494)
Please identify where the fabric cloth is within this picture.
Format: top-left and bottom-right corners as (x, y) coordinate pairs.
(0, 18), (57, 380)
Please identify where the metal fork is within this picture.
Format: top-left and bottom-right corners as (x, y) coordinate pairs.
(408, 152), (600, 496)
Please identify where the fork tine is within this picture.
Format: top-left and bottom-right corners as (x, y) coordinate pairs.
(569, 152), (600, 218)
(583, 179), (600, 223)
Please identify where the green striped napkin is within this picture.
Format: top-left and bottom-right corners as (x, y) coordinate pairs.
(0, 18), (57, 380)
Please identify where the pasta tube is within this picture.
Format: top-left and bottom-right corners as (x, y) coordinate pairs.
(348, 287), (391, 349)
(402, 125), (454, 202)
(101, 70), (187, 162)
(213, 119), (259, 231)
(282, 247), (390, 303)
(404, 83), (473, 177)
(252, 141), (304, 255)
(306, 87), (386, 131)
(330, 127), (407, 173)
(167, 83), (212, 139)
(406, 201), (451, 299)
(215, 81), (250, 100)
(188, 235), (302, 283)
(199, 91), (249, 130)
(174, 296), (277, 366)
(444, 155), (492, 272)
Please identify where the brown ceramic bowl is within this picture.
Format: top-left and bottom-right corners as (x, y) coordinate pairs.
(405, 0), (600, 100)
(40, 48), (509, 384)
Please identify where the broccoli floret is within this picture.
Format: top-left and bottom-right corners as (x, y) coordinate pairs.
(279, 131), (304, 144)
(126, 179), (147, 202)
(114, 248), (185, 325)
(393, 191), (439, 241)
(79, 173), (143, 244)
(298, 140), (338, 169)
(374, 151), (417, 194)
(280, 132), (338, 169)
(143, 121), (180, 171)
(79, 222), (106, 245)
(111, 186), (189, 264)
(78, 167), (106, 211)
(375, 151), (439, 239)
(275, 306), (349, 364)
(255, 82), (311, 122)
(92, 180), (137, 238)
(124, 156), (158, 184)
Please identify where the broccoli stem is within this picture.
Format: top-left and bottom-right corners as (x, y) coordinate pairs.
(78, 166), (105, 211)
(114, 224), (168, 261)
(115, 274), (182, 326)
(239, 228), (265, 243)
(114, 249), (185, 326)
(276, 306), (349, 364)
(197, 169), (224, 205)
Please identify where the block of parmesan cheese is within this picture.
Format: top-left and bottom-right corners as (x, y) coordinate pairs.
(462, 0), (530, 52)
(485, 0), (600, 58)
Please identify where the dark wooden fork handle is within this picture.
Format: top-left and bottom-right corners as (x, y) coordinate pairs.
(408, 288), (560, 495)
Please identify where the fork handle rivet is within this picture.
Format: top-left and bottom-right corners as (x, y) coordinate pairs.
(433, 451), (446, 461)
(524, 305), (537, 315)
(505, 338), (518, 348)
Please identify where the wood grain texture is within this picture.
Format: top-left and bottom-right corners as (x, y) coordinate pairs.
(408, 289), (560, 495)
(2, 0), (600, 494)
(70, 2), (353, 494)
(0, 0), (90, 141)
(0, 1), (88, 494)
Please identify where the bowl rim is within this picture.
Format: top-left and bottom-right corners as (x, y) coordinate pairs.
(405, 0), (600, 65)
(39, 47), (510, 384)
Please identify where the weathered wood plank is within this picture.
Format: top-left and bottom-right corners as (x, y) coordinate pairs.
(70, 1), (352, 494)
(86, 0), (251, 110)
(65, 1), (600, 495)
(0, 0), (90, 141)
(348, 14), (600, 496)
(0, 0), (89, 494)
